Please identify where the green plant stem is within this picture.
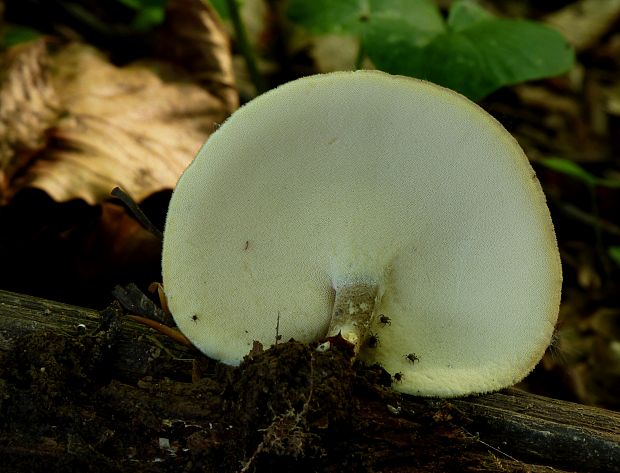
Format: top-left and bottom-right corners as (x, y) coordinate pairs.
(225, 0), (266, 94)
(354, 40), (365, 70)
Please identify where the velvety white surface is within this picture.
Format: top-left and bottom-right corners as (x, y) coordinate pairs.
(162, 70), (562, 397)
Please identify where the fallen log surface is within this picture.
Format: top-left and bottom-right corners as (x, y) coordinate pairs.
(0, 289), (618, 472)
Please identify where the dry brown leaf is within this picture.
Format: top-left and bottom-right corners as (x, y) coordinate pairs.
(37, 43), (229, 204)
(14, 43), (232, 205)
(0, 41), (60, 202)
(545, 0), (620, 52)
(155, 0), (238, 108)
(0, 0), (237, 206)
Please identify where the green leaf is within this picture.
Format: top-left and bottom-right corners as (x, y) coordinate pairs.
(116, 0), (166, 30)
(367, 3), (574, 100)
(289, 0), (574, 100)
(132, 7), (165, 29)
(539, 158), (598, 186)
(208, 0), (239, 20)
(540, 158), (620, 188)
(117, 0), (166, 10)
(447, 0), (492, 32)
(288, 0), (368, 35)
(345, 0), (446, 73)
(1, 26), (41, 47)
(369, 0), (445, 37)
(288, 0), (444, 38)
(610, 247), (620, 266)
(358, 1), (445, 84)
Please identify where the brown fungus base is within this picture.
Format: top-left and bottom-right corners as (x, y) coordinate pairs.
(0, 311), (532, 473)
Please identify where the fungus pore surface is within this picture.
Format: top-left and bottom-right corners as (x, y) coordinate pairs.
(162, 70), (562, 397)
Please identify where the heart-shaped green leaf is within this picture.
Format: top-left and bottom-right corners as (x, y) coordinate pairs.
(288, 0), (575, 100)
(365, 1), (574, 100)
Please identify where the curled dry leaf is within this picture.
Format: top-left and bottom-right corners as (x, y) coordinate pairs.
(155, 0), (238, 109)
(0, 41), (60, 202)
(0, 1), (237, 304)
(0, 0), (236, 206)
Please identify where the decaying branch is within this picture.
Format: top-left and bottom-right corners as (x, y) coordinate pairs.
(0, 289), (618, 472)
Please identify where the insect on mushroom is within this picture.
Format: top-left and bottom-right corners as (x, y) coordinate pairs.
(367, 332), (379, 348)
(161, 70), (562, 398)
(393, 372), (404, 382)
(405, 353), (419, 364)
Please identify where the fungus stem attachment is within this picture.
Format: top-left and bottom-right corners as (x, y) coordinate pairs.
(326, 280), (380, 354)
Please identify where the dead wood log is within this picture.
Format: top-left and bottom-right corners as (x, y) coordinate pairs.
(0, 289), (618, 472)
(0, 288), (197, 382)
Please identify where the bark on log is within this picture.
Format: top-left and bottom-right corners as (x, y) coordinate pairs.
(0, 289), (618, 472)
(0, 288), (197, 382)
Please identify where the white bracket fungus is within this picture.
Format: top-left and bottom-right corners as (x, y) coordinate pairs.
(162, 70), (562, 397)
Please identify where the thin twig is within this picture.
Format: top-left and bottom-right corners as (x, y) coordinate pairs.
(110, 187), (163, 241)
(126, 314), (194, 349)
(225, 0), (266, 94)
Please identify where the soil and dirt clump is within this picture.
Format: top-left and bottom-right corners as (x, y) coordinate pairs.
(0, 306), (490, 472)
